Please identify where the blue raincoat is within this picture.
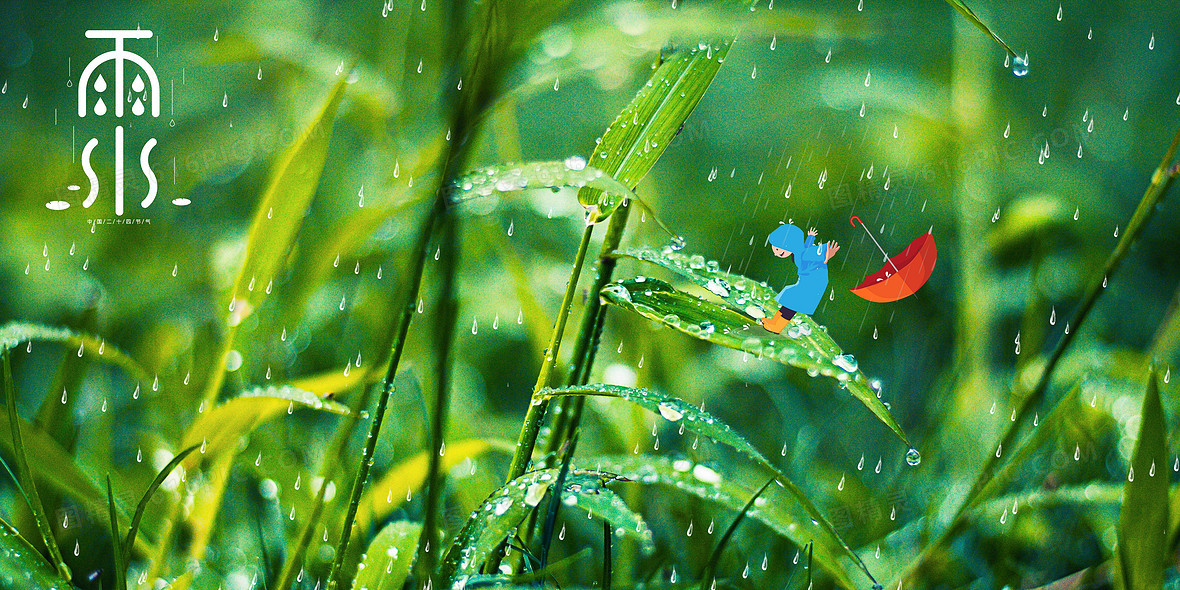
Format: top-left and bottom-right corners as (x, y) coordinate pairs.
(768, 224), (829, 315)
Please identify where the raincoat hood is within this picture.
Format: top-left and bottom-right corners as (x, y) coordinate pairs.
(768, 223), (805, 254)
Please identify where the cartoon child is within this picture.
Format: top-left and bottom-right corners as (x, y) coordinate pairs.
(760, 224), (840, 333)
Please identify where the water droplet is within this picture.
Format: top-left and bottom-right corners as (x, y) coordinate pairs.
(1055, 3), (1062, 21)
(1012, 54), (1029, 77)
(222, 92), (228, 107)
(1149, 33), (1155, 50)
(864, 70), (871, 87)
(471, 318), (478, 335)
(905, 448), (921, 466)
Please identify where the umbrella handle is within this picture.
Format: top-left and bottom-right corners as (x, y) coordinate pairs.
(849, 216), (901, 273)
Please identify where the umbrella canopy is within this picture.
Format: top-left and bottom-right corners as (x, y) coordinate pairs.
(850, 230), (937, 303)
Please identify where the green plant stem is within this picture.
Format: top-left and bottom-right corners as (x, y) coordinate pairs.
(543, 201), (633, 464)
(895, 127), (1180, 585)
(504, 223), (597, 481)
(415, 211), (462, 588)
(326, 195), (450, 589)
(3, 350), (70, 581)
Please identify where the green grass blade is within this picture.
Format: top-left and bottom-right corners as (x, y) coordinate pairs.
(561, 482), (653, 552)
(942, 0), (1019, 56)
(106, 477), (126, 590)
(0, 322), (150, 383)
(3, 350), (70, 582)
(699, 477), (775, 590)
(204, 73), (351, 405)
(355, 438), (512, 531)
(547, 384), (876, 585)
(582, 454), (858, 589)
(121, 443), (200, 566)
(180, 385), (351, 462)
(603, 520), (612, 590)
(577, 41), (731, 218)
(439, 469), (627, 584)
(542, 384), (775, 471)
(0, 406), (140, 553)
(351, 521), (423, 590)
(0, 517), (73, 589)
(451, 161), (638, 223)
(1116, 368), (1168, 590)
(600, 273), (912, 449)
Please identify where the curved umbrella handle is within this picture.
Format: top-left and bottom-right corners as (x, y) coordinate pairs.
(848, 215), (901, 273)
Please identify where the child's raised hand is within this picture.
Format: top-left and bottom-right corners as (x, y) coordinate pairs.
(807, 227), (818, 237)
(824, 241), (840, 263)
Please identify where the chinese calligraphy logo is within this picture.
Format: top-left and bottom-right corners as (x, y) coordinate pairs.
(47, 30), (188, 215)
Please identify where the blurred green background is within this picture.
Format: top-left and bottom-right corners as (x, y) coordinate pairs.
(1, 0), (1179, 588)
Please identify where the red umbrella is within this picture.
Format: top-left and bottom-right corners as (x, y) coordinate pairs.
(848, 216), (937, 303)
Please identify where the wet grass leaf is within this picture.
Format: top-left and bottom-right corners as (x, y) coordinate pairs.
(439, 469), (628, 584)
(0, 409), (140, 552)
(942, 0), (1019, 57)
(576, 41), (731, 221)
(600, 271), (911, 448)
(559, 482), (653, 552)
(450, 160), (637, 223)
(1116, 368), (1168, 590)
(351, 521), (422, 590)
(4, 350), (70, 581)
(541, 384), (771, 471)
(581, 454), (858, 589)
(0, 517), (74, 589)
(553, 383), (878, 585)
(180, 385), (350, 463)
(0, 322), (150, 382)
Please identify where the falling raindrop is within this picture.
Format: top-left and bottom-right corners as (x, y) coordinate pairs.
(824, 48), (832, 63)
(1003, 122), (1010, 138)
(471, 318), (478, 335)
(864, 70), (871, 87)
(222, 92), (228, 107)
(874, 457), (882, 473)
(1049, 307), (1056, 325)
(1149, 33), (1156, 50)
(1055, 3), (1062, 20)
(357, 185), (365, 207)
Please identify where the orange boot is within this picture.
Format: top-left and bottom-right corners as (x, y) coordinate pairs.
(761, 309), (789, 334)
